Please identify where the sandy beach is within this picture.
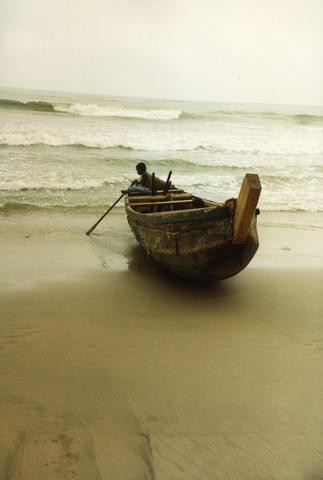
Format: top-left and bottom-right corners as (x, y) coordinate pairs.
(1, 209), (323, 479)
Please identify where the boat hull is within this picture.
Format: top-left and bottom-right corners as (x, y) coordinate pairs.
(126, 204), (259, 281)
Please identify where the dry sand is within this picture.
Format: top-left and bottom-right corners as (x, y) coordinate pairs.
(0, 210), (323, 480)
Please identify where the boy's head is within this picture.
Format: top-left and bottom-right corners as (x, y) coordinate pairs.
(136, 162), (146, 175)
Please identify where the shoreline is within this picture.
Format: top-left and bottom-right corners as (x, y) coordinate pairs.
(0, 209), (322, 290)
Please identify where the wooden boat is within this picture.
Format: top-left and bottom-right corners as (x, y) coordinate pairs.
(125, 173), (261, 281)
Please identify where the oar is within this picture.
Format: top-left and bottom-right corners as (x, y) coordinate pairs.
(85, 192), (125, 236)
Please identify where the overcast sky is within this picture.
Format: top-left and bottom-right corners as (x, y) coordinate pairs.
(0, 0), (322, 105)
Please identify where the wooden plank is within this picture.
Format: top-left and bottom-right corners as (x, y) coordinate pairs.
(128, 193), (191, 203)
(127, 189), (183, 199)
(233, 174), (261, 244)
(131, 199), (193, 207)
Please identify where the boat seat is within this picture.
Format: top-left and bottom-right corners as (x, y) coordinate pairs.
(128, 193), (192, 204)
(131, 199), (193, 213)
(130, 199), (192, 207)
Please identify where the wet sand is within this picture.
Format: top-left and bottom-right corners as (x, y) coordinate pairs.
(1, 210), (323, 479)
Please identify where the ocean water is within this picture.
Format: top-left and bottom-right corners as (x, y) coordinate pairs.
(1, 86), (322, 215)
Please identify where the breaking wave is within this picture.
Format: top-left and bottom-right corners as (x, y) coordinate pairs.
(1, 135), (322, 156)
(55, 103), (182, 120)
(0, 98), (55, 112)
(0, 98), (181, 120)
(2, 97), (323, 124)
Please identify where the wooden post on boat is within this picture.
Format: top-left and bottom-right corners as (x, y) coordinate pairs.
(151, 172), (156, 195)
(151, 173), (156, 212)
(233, 174), (261, 244)
(163, 171), (172, 194)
